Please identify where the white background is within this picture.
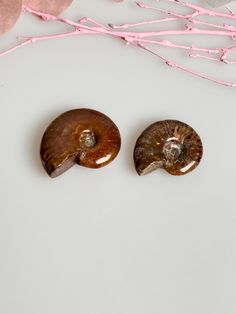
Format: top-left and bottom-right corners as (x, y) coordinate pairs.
(1, 1), (236, 313)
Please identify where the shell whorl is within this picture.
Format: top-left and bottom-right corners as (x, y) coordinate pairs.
(40, 109), (121, 178)
(134, 120), (203, 176)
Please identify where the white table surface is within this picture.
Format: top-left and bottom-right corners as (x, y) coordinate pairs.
(1, 1), (236, 313)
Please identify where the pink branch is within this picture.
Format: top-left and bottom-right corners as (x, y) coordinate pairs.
(157, 0), (236, 20)
(139, 43), (236, 87)
(109, 17), (179, 29)
(0, 1), (235, 88)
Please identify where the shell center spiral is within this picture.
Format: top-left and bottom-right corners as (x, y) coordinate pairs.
(163, 140), (183, 161)
(79, 130), (97, 148)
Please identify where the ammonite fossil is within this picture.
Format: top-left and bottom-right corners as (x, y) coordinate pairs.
(23, 0), (73, 15)
(40, 109), (121, 178)
(134, 120), (203, 176)
(0, 0), (22, 36)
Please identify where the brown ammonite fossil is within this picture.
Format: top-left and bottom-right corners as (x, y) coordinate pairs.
(133, 120), (203, 176)
(40, 109), (121, 178)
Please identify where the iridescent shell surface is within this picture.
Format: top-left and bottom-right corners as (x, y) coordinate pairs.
(134, 120), (203, 176)
(40, 109), (121, 178)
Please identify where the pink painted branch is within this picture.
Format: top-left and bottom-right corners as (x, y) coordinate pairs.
(139, 43), (236, 87)
(24, 13), (231, 58)
(23, 3), (236, 42)
(1, 24), (222, 59)
(123, 1), (236, 37)
(0, 31), (78, 57)
(157, 0), (236, 20)
(129, 38), (221, 54)
(112, 17), (236, 33)
(25, 5), (236, 40)
(117, 28), (236, 38)
(190, 53), (220, 62)
(22, 4), (235, 58)
(136, 1), (197, 19)
(139, 1), (236, 32)
(190, 19), (236, 32)
(0, 1), (235, 88)
(109, 17), (179, 29)
(190, 52), (236, 64)
(193, 45), (234, 62)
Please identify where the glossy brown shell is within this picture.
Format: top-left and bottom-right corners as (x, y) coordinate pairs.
(134, 120), (203, 176)
(40, 109), (121, 178)
(23, 0), (73, 15)
(0, 0), (22, 36)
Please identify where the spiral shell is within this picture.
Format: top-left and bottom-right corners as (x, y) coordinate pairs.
(134, 120), (203, 176)
(0, 0), (22, 36)
(23, 0), (73, 15)
(40, 109), (121, 178)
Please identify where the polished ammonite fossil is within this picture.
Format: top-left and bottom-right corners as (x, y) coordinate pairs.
(133, 120), (203, 176)
(40, 108), (121, 178)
